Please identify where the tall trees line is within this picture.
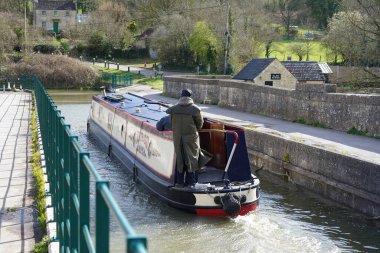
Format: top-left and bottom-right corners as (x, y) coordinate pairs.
(0, 0), (379, 73)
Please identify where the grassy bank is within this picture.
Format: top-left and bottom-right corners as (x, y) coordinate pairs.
(31, 96), (50, 253)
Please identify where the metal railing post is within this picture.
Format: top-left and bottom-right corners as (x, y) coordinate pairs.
(96, 181), (110, 253)
(79, 153), (90, 253)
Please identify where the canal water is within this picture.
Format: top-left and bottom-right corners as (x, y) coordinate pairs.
(50, 91), (379, 253)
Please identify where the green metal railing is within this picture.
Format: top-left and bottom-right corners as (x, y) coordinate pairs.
(102, 73), (133, 90)
(19, 75), (147, 253)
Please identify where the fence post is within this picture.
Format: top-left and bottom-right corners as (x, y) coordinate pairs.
(93, 58), (95, 65)
(117, 63), (119, 70)
(104, 61), (107, 68)
(96, 181), (110, 253)
(69, 140), (80, 252)
(79, 154), (90, 253)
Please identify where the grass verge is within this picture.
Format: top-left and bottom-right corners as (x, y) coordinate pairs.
(347, 127), (368, 136)
(34, 235), (51, 253)
(96, 66), (145, 79)
(135, 77), (164, 91)
(31, 95), (48, 252)
(293, 119), (328, 128)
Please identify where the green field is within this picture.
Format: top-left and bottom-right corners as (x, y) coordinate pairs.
(259, 40), (341, 63)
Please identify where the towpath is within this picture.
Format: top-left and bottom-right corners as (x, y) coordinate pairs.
(0, 92), (36, 252)
(89, 61), (196, 77)
(123, 85), (380, 165)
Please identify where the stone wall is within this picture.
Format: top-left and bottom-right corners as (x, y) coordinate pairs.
(163, 76), (380, 136)
(164, 76), (230, 104)
(244, 127), (380, 217)
(329, 66), (380, 84)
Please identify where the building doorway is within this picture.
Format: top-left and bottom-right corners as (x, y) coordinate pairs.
(53, 21), (59, 33)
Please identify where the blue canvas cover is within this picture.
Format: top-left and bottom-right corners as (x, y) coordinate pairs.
(226, 131), (252, 181)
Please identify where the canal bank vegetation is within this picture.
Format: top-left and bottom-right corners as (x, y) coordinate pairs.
(346, 126), (379, 140)
(31, 96), (50, 253)
(292, 119), (329, 129)
(6, 54), (101, 89)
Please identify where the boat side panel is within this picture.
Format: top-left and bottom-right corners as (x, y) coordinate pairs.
(90, 99), (176, 181)
(89, 118), (135, 171)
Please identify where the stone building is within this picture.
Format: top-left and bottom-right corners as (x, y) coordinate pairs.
(233, 58), (298, 89)
(233, 58), (333, 89)
(34, 1), (77, 33)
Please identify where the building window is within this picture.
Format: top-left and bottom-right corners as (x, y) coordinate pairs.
(41, 10), (46, 16)
(265, 81), (273, 86)
(54, 11), (58, 16)
(66, 11), (70, 16)
(42, 21), (46, 28)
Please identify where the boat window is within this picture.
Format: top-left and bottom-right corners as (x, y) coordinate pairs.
(121, 125), (124, 135)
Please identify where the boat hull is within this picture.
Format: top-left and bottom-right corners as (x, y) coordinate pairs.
(88, 118), (260, 216)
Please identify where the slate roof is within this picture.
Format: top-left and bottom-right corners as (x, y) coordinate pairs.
(36, 1), (76, 10)
(233, 58), (276, 80)
(282, 61), (326, 81)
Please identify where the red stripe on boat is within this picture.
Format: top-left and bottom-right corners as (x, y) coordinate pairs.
(195, 203), (257, 216)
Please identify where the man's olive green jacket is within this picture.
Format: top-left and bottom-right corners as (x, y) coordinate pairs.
(166, 97), (203, 173)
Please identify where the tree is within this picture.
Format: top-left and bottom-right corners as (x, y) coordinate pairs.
(278, 0), (300, 39)
(87, 31), (112, 58)
(289, 43), (307, 61)
(150, 14), (194, 66)
(325, 11), (378, 66)
(306, 0), (342, 29)
(189, 21), (222, 68)
(85, 1), (132, 49)
(0, 12), (19, 63)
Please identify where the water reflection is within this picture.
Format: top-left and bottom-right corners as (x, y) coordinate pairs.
(51, 91), (380, 253)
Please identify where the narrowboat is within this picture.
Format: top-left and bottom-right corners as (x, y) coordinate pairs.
(87, 92), (260, 216)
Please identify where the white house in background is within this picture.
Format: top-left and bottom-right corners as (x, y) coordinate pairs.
(34, 1), (77, 33)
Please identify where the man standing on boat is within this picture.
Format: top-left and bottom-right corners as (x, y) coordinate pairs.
(166, 89), (203, 187)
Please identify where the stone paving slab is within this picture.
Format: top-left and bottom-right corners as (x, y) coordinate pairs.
(0, 92), (37, 253)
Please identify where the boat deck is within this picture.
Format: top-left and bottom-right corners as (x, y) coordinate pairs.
(98, 93), (169, 125)
(198, 166), (225, 183)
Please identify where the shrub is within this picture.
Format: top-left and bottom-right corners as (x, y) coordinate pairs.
(33, 44), (60, 54)
(87, 31), (113, 58)
(7, 54), (101, 89)
(33, 38), (63, 54)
